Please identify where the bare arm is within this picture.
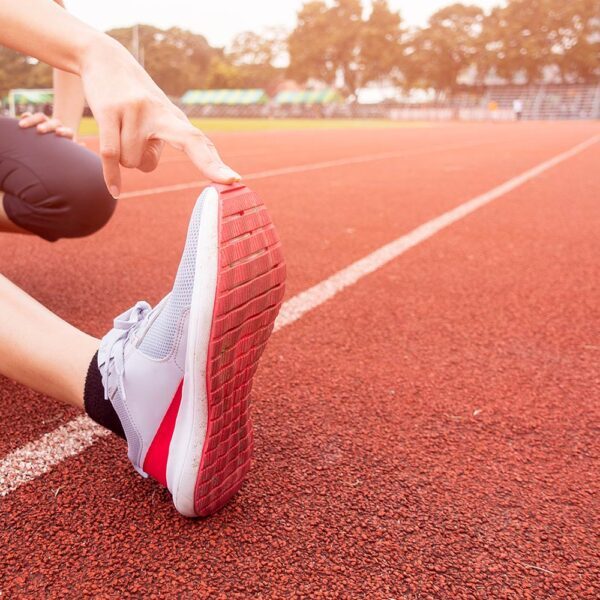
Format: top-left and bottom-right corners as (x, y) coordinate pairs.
(50, 1), (85, 133)
(52, 68), (85, 134)
(0, 0), (96, 75)
(0, 0), (240, 197)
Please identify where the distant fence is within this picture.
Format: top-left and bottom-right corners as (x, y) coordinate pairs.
(4, 84), (599, 121)
(458, 108), (515, 121)
(389, 108), (455, 121)
(385, 107), (511, 121)
(179, 105), (518, 121)
(177, 83), (599, 121)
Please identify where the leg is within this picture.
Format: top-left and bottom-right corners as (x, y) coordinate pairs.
(0, 273), (99, 408)
(0, 191), (30, 235)
(0, 116), (116, 242)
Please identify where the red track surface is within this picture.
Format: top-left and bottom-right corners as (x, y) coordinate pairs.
(0, 122), (599, 597)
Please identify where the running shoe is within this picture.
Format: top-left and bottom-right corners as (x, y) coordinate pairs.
(98, 184), (286, 516)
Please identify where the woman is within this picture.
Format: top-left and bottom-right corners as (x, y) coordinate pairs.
(0, 0), (285, 517)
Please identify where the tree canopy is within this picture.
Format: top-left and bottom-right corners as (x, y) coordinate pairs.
(403, 4), (485, 92)
(106, 25), (218, 96)
(287, 0), (599, 93)
(0, 0), (598, 99)
(484, 0), (600, 83)
(0, 48), (52, 96)
(213, 28), (287, 92)
(0, 25), (220, 97)
(288, 0), (403, 95)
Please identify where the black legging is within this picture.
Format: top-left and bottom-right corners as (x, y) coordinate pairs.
(0, 116), (116, 241)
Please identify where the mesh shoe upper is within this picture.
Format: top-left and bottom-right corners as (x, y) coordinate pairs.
(139, 198), (203, 360)
(98, 190), (208, 476)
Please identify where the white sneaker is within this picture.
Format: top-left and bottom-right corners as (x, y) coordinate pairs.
(98, 184), (286, 516)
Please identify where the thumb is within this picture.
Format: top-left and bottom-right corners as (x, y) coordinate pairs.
(98, 113), (122, 198)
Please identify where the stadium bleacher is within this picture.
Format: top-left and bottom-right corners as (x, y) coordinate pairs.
(482, 84), (600, 120)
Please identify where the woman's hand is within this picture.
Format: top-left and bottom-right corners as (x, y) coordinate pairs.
(80, 37), (241, 199)
(18, 112), (76, 140)
(0, 1), (241, 199)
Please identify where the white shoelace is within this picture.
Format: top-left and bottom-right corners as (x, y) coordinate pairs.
(100, 301), (152, 402)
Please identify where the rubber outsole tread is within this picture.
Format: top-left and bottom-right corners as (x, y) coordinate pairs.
(216, 263), (286, 317)
(193, 186), (285, 517)
(220, 188), (261, 217)
(221, 208), (271, 243)
(210, 336), (270, 383)
(211, 305), (281, 355)
(220, 224), (278, 262)
(218, 245), (284, 293)
(210, 327), (273, 373)
(213, 284), (285, 338)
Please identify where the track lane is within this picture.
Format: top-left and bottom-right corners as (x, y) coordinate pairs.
(3, 133), (595, 494)
(0, 130), (597, 597)
(0, 124), (597, 455)
(81, 121), (592, 192)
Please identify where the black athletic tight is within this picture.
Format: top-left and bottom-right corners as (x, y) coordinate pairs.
(0, 116), (116, 241)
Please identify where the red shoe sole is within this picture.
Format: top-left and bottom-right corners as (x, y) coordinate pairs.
(194, 184), (286, 516)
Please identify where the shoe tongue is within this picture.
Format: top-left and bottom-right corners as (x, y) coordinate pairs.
(134, 294), (172, 349)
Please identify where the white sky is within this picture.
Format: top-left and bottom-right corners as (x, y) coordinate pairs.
(64, 1), (501, 49)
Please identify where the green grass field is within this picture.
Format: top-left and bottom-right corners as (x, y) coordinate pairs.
(78, 116), (428, 136)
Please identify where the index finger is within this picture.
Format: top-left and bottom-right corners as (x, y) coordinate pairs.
(187, 132), (241, 184)
(157, 120), (241, 184)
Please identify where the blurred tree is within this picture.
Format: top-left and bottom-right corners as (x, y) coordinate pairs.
(106, 25), (219, 95)
(225, 28), (287, 90)
(359, 0), (403, 86)
(204, 57), (244, 89)
(229, 28), (287, 69)
(288, 0), (403, 95)
(1, 3), (597, 101)
(404, 4), (485, 93)
(287, 1), (333, 85)
(560, 2), (600, 83)
(485, 0), (599, 83)
(328, 0), (363, 94)
(0, 49), (52, 96)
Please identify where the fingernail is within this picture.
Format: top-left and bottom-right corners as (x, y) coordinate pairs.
(109, 185), (120, 199)
(219, 166), (242, 182)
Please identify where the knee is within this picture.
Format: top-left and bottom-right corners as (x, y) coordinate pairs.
(33, 183), (116, 241)
(57, 182), (117, 239)
(0, 128), (118, 241)
(4, 183), (117, 242)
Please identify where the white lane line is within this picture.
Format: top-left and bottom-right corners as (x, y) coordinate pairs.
(0, 134), (597, 498)
(0, 416), (110, 497)
(120, 140), (492, 199)
(274, 134), (599, 330)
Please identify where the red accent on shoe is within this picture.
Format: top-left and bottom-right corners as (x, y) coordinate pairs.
(143, 379), (184, 487)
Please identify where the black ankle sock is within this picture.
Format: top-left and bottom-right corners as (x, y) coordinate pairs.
(83, 350), (125, 439)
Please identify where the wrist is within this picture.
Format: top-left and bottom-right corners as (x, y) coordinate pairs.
(76, 31), (122, 76)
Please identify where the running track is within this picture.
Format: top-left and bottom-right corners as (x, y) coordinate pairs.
(0, 121), (598, 597)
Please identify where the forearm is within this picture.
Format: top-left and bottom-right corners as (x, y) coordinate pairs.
(50, 0), (84, 130)
(0, 0), (107, 74)
(53, 69), (85, 132)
